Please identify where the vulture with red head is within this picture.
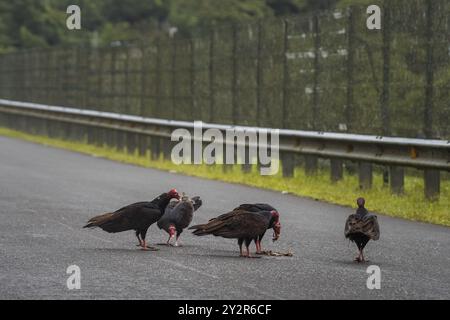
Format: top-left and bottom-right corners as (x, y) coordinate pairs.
(344, 197), (380, 262)
(83, 189), (180, 250)
(157, 194), (202, 246)
(209, 203), (281, 254)
(189, 208), (281, 258)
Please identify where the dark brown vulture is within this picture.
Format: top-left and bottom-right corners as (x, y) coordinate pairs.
(344, 198), (380, 262)
(83, 189), (180, 250)
(211, 203), (281, 254)
(157, 194), (202, 246)
(189, 209), (280, 258)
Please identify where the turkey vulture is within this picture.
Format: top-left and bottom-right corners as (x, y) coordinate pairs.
(344, 198), (380, 262)
(189, 209), (280, 258)
(211, 203), (281, 254)
(157, 194), (202, 246)
(83, 189), (180, 250)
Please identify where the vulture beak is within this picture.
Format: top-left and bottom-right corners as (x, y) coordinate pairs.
(272, 221), (281, 242)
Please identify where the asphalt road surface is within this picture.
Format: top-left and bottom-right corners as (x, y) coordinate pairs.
(0, 136), (449, 300)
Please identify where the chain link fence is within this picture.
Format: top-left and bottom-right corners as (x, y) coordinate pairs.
(0, 0), (449, 139)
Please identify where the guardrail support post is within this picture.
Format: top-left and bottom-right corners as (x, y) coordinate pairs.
(223, 146), (233, 172)
(241, 147), (251, 173)
(87, 127), (95, 145)
(151, 137), (160, 160)
(424, 169), (440, 200)
(282, 153), (295, 177)
(117, 130), (126, 152)
(330, 159), (343, 182)
(138, 134), (148, 157)
(162, 140), (172, 161)
(390, 166), (404, 195)
(95, 127), (104, 147)
(104, 128), (114, 148)
(358, 162), (372, 189)
(126, 132), (136, 155)
(305, 155), (318, 176)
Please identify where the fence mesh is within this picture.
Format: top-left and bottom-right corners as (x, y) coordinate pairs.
(0, 0), (449, 139)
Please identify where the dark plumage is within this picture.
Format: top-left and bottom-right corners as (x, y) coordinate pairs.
(211, 203), (281, 254)
(83, 189), (180, 250)
(189, 209), (279, 258)
(344, 197), (380, 262)
(157, 194), (202, 246)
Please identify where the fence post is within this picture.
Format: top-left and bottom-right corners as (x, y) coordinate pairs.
(381, 2), (391, 135)
(209, 29), (215, 122)
(312, 14), (320, 130)
(171, 34), (177, 120)
(140, 44), (147, 116)
(424, 0), (434, 138)
(124, 46), (130, 114)
(345, 6), (355, 131)
(282, 19), (289, 129)
(155, 36), (162, 117)
(308, 14), (321, 176)
(255, 21), (263, 127)
(96, 48), (103, 110)
(110, 47), (117, 113)
(190, 36), (196, 118)
(231, 24), (238, 125)
(381, 2), (393, 189)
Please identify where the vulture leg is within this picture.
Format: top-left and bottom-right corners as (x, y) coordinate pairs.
(167, 234), (174, 246)
(353, 234), (370, 262)
(255, 234), (264, 254)
(140, 229), (157, 251)
(238, 238), (245, 257)
(354, 242), (363, 262)
(174, 232), (182, 247)
(135, 230), (143, 247)
(358, 237), (370, 262)
(245, 238), (261, 258)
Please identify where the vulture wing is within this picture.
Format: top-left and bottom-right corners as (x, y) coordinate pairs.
(191, 196), (203, 211)
(173, 201), (195, 230)
(158, 198), (196, 231)
(157, 199), (179, 230)
(190, 211), (269, 239)
(345, 214), (380, 241)
(233, 203), (276, 213)
(84, 201), (163, 233)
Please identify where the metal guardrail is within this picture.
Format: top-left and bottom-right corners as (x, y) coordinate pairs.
(0, 99), (448, 199)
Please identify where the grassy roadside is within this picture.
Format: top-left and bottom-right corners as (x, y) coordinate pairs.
(1, 126), (449, 227)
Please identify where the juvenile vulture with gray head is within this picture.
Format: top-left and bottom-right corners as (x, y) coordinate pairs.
(157, 194), (202, 246)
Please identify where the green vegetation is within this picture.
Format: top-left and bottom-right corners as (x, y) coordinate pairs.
(0, 0), (350, 52)
(1, 126), (448, 227)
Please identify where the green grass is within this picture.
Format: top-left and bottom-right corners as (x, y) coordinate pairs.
(1, 126), (449, 227)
